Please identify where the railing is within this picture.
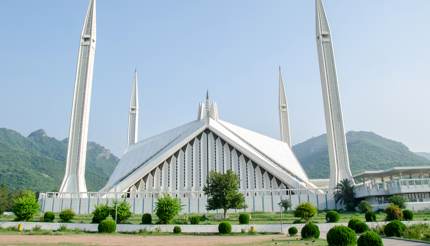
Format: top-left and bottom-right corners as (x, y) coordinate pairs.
(355, 178), (430, 198)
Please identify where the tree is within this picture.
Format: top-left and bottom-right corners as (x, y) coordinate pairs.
(278, 199), (292, 212)
(334, 179), (357, 211)
(203, 170), (246, 218)
(155, 195), (181, 224)
(0, 185), (10, 214)
(358, 200), (373, 213)
(294, 202), (317, 221)
(110, 200), (131, 223)
(388, 195), (407, 209)
(11, 190), (40, 221)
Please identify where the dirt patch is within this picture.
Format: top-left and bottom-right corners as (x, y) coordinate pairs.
(0, 234), (284, 246)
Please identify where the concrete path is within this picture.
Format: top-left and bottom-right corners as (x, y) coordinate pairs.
(383, 238), (430, 246)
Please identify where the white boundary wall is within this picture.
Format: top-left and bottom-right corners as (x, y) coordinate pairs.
(39, 189), (336, 214)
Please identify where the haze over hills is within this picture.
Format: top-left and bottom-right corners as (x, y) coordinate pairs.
(293, 131), (430, 179)
(0, 128), (118, 192)
(0, 127), (428, 191)
(416, 152), (430, 161)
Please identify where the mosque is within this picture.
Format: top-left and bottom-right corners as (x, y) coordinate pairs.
(41, 0), (406, 214)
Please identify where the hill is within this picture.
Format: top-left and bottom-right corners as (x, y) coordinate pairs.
(293, 131), (430, 179)
(416, 152), (430, 161)
(0, 128), (118, 192)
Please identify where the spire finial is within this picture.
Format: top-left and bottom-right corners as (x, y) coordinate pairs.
(206, 90), (209, 100)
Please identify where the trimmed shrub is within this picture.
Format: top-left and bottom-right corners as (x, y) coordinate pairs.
(59, 209), (75, 223)
(294, 202), (317, 221)
(98, 218), (116, 233)
(358, 231), (383, 246)
(11, 190), (40, 221)
(388, 195), (407, 209)
(384, 220), (406, 237)
(141, 213), (152, 224)
(354, 221), (369, 234)
(173, 226), (181, 234)
(301, 222), (320, 239)
(385, 204), (403, 221)
(248, 226), (256, 234)
(92, 204), (110, 223)
(348, 218), (361, 232)
(155, 195), (181, 224)
(288, 226), (298, 236)
(239, 213), (250, 224)
(365, 211), (376, 222)
(218, 221), (232, 234)
(327, 225), (357, 246)
(189, 215), (200, 225)
(358, 200), (373, 213)
(43, 212), (55, 222)
(325, 211), (340, 223)
(403, 209), (413, 221)
(110, 201), (132, 223)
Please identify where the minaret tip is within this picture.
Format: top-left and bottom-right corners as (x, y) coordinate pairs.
(206, 90), (209, 100)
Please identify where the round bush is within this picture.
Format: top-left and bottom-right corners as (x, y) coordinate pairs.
(218, 221), (232, 234)
(155, 195), (181, 224)
(385, 204), (403, 221)
(301, 222), (320, 239)
(403, 209), (413, 221)
(325, 211), (340, 223)
(189, 215), (200, 225)
(354, 221), (369, 233)
(288, 226), (298, 236)
(98, 218), (116, 233)
(348, 218), (362, 232)
(92, 204), (111, 223)
(294, 202), (317, 221)
(365, 211), (376, 222)
(59, 209), (75, 223)
(173, 226), (181, 234)
(239, 213), (250, 224)
(43, 212), (55, 222)
(358, 231), (383, 246)
(141, 213), (152, 224)
(384, 220), (406, 237)
(327, 226), (357, 246)
(358, 200), (373, 213)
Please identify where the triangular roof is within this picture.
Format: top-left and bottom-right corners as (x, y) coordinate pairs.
(101, 118), (317, 192)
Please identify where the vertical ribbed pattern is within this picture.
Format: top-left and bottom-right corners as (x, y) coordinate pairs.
(131, 130), (289, 194)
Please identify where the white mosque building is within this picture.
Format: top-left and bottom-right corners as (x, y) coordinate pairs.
(39, 0), (375, 214)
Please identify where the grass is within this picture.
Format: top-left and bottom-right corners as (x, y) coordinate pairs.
(223, 239), (327, 246)
(2, 211), (430, 225)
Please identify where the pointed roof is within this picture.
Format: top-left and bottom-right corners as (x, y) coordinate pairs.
(101, 115), (317, 192)
(82, 0), (96, 39)
(316, 0), (330, 38)
(278, 66), (291, 145)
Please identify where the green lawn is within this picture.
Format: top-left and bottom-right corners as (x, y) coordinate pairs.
(2, 211), (430, 225)
(224, 239), (327, 246)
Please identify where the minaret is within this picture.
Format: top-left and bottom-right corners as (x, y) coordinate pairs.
(315, 0), (353, 190)
(128, 70), (139, 146)
(278, 66), (291, 146)
(59, 0), (96, 194)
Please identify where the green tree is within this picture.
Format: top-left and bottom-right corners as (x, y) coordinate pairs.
(11, 190), (39, 221)
(278, 199), (292, 212)
(358, 200), (373, 213)
(294, 202), (317, 221)
(155, 195), (181, 224)
(203, 170), (246, 218)
(110, 200), (131, 223)
(0, 185), (11, 214)
(334, 179), (357, 211)
(388, 195), (407, 209)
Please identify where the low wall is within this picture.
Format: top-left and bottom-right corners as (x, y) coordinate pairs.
(1, 221), (429, 234)
(39, 191), (336, 215)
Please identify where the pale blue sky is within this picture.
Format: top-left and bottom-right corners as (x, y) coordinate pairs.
(0, 1), (429, 155)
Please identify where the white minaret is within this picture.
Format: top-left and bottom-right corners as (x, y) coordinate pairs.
(128, 70), (139, 146)
(59, 0), (96, 194)
(278, 66), (291, 146)
(316, 0), (353, 190)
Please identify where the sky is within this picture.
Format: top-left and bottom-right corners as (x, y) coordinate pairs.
(0, 0), (429, 156)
